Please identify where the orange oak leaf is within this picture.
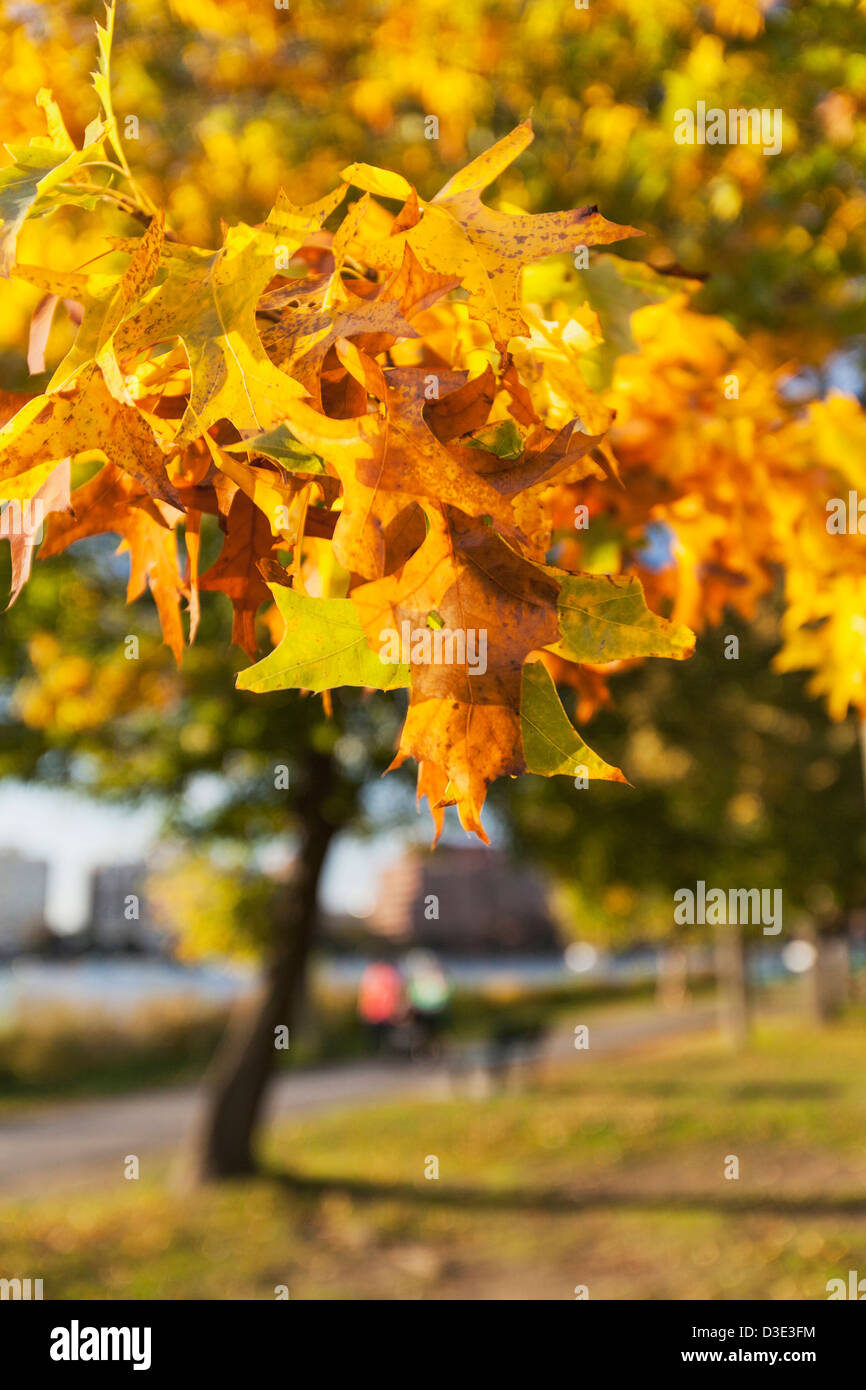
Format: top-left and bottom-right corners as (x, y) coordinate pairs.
(199, 489), (276, 656)
(40, 462), (186, 660)
(351, 504), (561, 839)
(275, 366), (520, 580)
(344, 120), (641, 347)
(0, 367), (184, 509)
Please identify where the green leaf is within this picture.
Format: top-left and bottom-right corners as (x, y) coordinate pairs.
(462, 418), (525, 460)
(520, 660), (626, 781)
(577, 256), (691, 391)
(553, 572), (695, 663)
(236, 584), (410, 693)
(224, 424), (326, 473)
(0, 126), (105, 277)
(92, 1), (125, 167)
(116, 190), (345, 443)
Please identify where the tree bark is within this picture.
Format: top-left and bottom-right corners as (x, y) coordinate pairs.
(810, 924), (851, 1024)
(656, 942), (689, 1011)
(714, 920), (750, 1047)
(183, 755), (337, 1184)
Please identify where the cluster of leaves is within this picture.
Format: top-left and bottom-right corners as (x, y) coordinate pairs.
(0, 11), (696, 842)
(529, 265), (866, 724)
(3, 3), (864, 859)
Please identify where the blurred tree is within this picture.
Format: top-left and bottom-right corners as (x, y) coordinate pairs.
(0, 540), (408, 1178)
(491, 600), (866, 1039)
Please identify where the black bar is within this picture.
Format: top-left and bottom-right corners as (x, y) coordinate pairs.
(1, 1298), (858, 1375)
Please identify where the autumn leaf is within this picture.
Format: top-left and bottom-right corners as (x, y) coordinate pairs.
(262, 270), (418, 404)
(92, 2), (140, 177)
(39, 462), (186, 661)
(199, 489), (276, 656)
(576, 255), (699, 392)
(0, 116), (106, 277)
(0, 366), (184, 509)
(273, 366), (518, 580)
(237, 567), (410, 694)
(344, 120), (641, 347)
(115, 189), (346, 442)
(352, 505), (562, 839)
(224, 425), (326, 474)
(552, 572), (696, 664)
(4, 459), (71, 609)
(520, 659), (627, 783)
(18, 213), (165, 399)
(463, 418), (525, 461)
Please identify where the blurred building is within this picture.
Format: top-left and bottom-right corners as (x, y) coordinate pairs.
(0, 850), (49, 956)
(88, 862), (164, 954)
(368, 848), (560, 955)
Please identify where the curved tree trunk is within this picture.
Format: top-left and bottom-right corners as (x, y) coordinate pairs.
(184, 754), (337, 1183)
(714, 920), (750, 1047)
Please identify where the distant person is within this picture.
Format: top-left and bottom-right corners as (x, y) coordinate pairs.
(403, 950), (453, 1059)
(357, 961), (405, 1053)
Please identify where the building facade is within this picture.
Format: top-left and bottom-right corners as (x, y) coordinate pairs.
(369, 848), (560, 954)
(88, 862), (163, 953)
(0, 850), (48, 955)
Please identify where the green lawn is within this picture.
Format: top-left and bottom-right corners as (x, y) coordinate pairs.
(3, 1014), (865, 1299)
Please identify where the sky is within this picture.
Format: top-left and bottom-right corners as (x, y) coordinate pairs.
(0, 781), (410, 932)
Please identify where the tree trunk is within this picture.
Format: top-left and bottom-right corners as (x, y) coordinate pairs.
(656, 942), (689, 1011)
(810, 925), (851, 1024)
(714, 920), (750, 1047)
(184, 755), (337, 1184)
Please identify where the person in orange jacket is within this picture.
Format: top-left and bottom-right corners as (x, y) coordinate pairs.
(357, 960), (405, 1053)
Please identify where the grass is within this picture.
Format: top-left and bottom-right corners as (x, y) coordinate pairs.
(2, 1011), (865, 1299)
(0, 999), (227, 1111)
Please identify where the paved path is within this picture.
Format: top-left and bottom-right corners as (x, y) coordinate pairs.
(0, 1002), (718, 1198)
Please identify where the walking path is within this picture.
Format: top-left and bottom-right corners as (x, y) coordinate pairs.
(0, 1001), (718, 1198)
